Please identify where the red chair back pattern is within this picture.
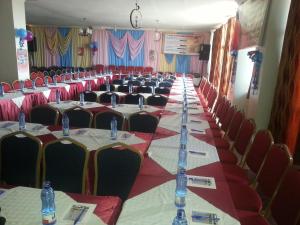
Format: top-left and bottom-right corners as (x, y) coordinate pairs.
(1, 82), (12, 92)
(256, 144), (293, 201)
(234, 119), (256, 156)
(227, 110), (245, 141)
(35, 77), (44, 87)
(271, 169), (300, 225)
(221, 105), (236, 132)
(24, 79), (32, 88)
(12, 80), (20, 90)
(245, 130), (274, 174)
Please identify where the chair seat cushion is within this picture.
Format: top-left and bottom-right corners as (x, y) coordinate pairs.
(228, 182), (262, 212)
(237, 210), (269, 225)
(217, 149), (238, 164)
(222, 164), (249, 185)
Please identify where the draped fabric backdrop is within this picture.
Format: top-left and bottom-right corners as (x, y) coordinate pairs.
(269, 0), (300, 155)
(29, 26), (210, 73)
(209, 17), (239, 96)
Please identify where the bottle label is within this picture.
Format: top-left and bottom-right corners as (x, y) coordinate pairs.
(42, 213), (56, 224)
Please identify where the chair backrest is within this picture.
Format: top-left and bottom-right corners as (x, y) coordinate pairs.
(144, 67), (153, 73)
(108, 65), (116, 71)
(99, 92), (119, 104)
(94, 111), (125, 130)
(233, 119), (256, 158)
(155, 87), (170, 95)
(112, 79), (123, 85)
(1, 82), (12, 92)
(0, 131), (42, 187)
(53, 75), (62, 83)
(12, 80), (20, 90)
(128, 111), (158, 133)
(83, 91), (98, 102)
(137, 86), (152, 93)
(198, 77), (207, 92)
(243, 130), (274, 174)
(64, 107), (93, 128)
(24, 79), (32, 88)
(255, 144), (293, 215)
(144, 81), (156, 87)
(147, 95), (168, 106)
(30, 105), (59, 125)
(206, 87), (218, 110)
(226, 110), (245, 141)
(94, 143), (142, 200)
(218, 99), (231, 126)
(202, 81), (211, 98)
(271, 169), (300, 225)
(44, 76), (53, 83)
(214, 96), (226, 120)
(35, 77), (44, 87)
(65, 73), (72, 81)
(30, 72), (38, 80)
(159, 81), (172, 88)
(117, 85), (129, 93)
(43, 138), (89, 194)
(99, 84), (115, 92)
(220, 105), (236, 133)
(128, 80), (141, 86)
(124, 93), (144, 105)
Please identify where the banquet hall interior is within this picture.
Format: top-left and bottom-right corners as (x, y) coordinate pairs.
(0, 0), (299, 224)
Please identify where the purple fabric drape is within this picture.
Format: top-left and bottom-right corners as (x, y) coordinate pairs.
(108, 31), (145, 60)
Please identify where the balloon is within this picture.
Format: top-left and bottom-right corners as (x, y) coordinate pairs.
(17, 28), (27, 38)
(26, 31), (34, 41)
(93, 41), (98, 48)
(89, 43), (94, 49)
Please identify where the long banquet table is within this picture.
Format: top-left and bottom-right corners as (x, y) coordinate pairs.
(116, 77), (241, 225)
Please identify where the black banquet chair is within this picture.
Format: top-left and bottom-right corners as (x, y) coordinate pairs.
(112, 79), (124, 85)
(43, 138), (89, 194)
(128, 80), (141, 86)
(64, 107), (93, 128)
(94, 111), (125, 130)
(147, 94), (168, 106)
(0, 131), (42, 187)
(94, 142), (143, 201)
(128, 111), (159, 133)
(155, 87), (170, 95)
(117, 85), (130, 93)
(83, 91), (98, 102)
(30, 105), (59, 125)
(136, 86), (152, 93)
(99, 92), (120, 104)
(124, 93), (144, 105)
(99, 84), (115, 92)
(159, 81), (172, 88)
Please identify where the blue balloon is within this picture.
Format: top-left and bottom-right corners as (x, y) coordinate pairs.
(89, 43), (94, 49)
(93, 41), (98, 48)
(16, 28), (27, 38)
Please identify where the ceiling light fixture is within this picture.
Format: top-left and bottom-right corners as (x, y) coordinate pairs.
(79, 18), (93, 36)
(154, 20), (161, 41)
(130, 0), (142, 29)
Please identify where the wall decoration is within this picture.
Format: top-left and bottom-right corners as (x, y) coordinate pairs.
(238, 0), (270, 49)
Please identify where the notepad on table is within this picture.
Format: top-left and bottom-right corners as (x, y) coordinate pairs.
(187, 175), (216, 189)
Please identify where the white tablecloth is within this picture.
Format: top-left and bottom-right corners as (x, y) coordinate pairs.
(107, 104), (160, 118)
(0, 121), (51, 137)
(49, 101), (103, 112)
(116, 180), (240, 225)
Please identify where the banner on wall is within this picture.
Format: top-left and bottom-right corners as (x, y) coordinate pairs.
(16, 38), (30, 80)
(163, 33), (208, 55)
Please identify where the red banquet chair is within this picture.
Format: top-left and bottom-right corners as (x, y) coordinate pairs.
(64, 73), (72, 81)
(222, 129), (274, 185)
(12, 80), (21, 90)
(24, 79), (32, 88)
(44, 76), (53, 84)
(228, 144), (293, 214)
(118, 65), (126, 73)
(53, 75), (62, 83)
(108, 65), (116, 72)
(34, 77), (44, 87)
(79, 72), (85, 78)
(30, 72), (38, 80)
(1, 82), (12, 92)
(135, 66), (143, 73)
(238, 169), (300, 225)
(144, 67), (153, 73)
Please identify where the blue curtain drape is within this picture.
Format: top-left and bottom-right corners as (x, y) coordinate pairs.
(165, 54), (174, 64)
(58, 28), (72, 67)
(108, 30), (144, 67)
(176, 55), (191, 73)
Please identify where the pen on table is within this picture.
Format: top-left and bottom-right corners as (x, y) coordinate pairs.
(190, 120), (202, 123)
(73, 207), (86, 225)
(190, 129), (205, 133)
(189, 150), (206, 156)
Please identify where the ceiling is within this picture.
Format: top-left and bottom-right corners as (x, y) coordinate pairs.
(25, 0), (241, 32)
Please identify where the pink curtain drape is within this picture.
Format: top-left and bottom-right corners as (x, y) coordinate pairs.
(127, 32), (145, 60)
(92, 29), (109, 66)
(144, 31), (162, 71)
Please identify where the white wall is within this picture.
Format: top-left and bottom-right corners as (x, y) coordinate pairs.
(233, 46), (256, 111)
(255, 0), (291, 129)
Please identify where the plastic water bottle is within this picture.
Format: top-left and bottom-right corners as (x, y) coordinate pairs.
(32, 79), (36, 90)
(175, 169), (187, 208)
(180, 125), (188, 147)
(55, 90), (60, 104)
(111, 94), (116, 108)
(172, 209), (188, 225)
(181, 109), (188, 125)
(61, 75), (65, 83)
(129, 84), (133, 94)
(45, 78), (49, 87)
(20, 80), (25, 92)
(106, 83), (110, 92)
(138, 96), (144, 110)
(79, 92), (84, 106)
(178, 145), (187, 170)
(62, 113), (69, 136)
(110, 116), (117, 140)
(87, 81), (92, 91)
(18, 110), (26, 131)
(53, 77), (57, 86)
(152, 86), (155, 95)
(0, 84), (4, 97)
(41, 181), (56, 225)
